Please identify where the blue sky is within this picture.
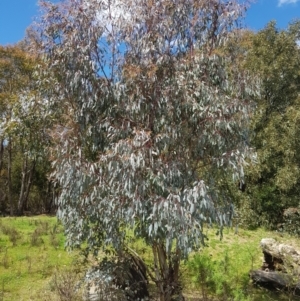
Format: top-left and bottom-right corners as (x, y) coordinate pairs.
(245, 0), (300, 30)
(0, 0), (299, 45)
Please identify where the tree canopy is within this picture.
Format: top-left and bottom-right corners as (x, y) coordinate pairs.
(30, 0), (258, 299)
(236, 21), (300, 228)
(0, 45), (54, 215)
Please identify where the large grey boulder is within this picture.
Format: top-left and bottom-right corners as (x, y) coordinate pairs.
(250, 238), (300, 295)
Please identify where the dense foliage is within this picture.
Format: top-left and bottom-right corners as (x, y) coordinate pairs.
(29, 0), (259, 299)
(236, 21), (300, 229)
(0, 45), (54, 215)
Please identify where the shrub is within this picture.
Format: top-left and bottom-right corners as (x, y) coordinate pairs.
(30, 228), (44, 246)
(49, 268), (83, 301)
(282, 207), (300, 236)
(187, 253), (215, 301)
(0, 224), (21, 246)
(84, 251), (149, 301)
(187, 250), (251, 301)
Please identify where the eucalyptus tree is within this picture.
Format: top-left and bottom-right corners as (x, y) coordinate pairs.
(0, 45), (37, 215)
(0, 45), (52, 215)
(32, 0), (258, 299)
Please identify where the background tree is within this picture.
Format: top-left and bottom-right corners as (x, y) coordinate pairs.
(236, 21), (300, 228)
(31, 0), (258, 300)
(0, 45), (53, 215)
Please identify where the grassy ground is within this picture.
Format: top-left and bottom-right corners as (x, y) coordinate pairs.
(0, 215), (81, 301)
(0, 216), (300, 300)
(183, 227), (300, 300)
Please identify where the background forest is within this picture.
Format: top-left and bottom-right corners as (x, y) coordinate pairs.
(1, 17), (300, 231)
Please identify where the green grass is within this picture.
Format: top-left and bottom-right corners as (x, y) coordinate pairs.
(184, 226), (300, 301)
(0, 216), (80, 301)
(127, 225), (300, 300)
(1, 216), (300, 300)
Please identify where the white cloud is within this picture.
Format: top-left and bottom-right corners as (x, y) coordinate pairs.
(278, 0), (300, 6)
(82, 0), (132, 35)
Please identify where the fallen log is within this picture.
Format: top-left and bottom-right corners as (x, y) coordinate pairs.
(250, 270), (294, 289)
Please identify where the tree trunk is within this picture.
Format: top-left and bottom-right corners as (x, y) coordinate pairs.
(152, 242), (184, 301)
(22, 161), (35, 211)
(17, 157), (27, 215)
(7, 137), (13, 216)
(0, 139), (3, 172)
(0, 139), (5, 212)
(45, 180), (55, 213)
(17, 158), (35, 215)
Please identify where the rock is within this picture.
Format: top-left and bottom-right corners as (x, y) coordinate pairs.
(260, 238), (300, 273)
(250, 238), (300, 296)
